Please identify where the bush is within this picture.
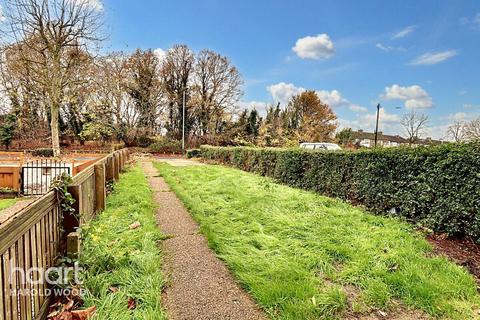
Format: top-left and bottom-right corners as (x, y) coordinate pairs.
(137, 135), (155, 148)
(149, 139), (182, 154)
(200, 143), (480, 240)
(186, 149), (201, 158)
(31, 148), (54, 157)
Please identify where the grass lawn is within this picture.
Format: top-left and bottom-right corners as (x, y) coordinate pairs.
(80, 165), (166, 319)
(155, 162), (480, 320)
(0, 198), (17, 210)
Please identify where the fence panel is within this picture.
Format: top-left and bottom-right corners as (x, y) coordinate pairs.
(0, 148), (129, 320)
(0, 192), (60, 320)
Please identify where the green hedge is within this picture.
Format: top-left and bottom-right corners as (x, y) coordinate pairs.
(186, 149), (201, 158)
(149, 139), (182, 154)
(200, 143), (480, 240)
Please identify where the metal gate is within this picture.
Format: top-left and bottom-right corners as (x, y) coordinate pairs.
(21, 159), (71, 195)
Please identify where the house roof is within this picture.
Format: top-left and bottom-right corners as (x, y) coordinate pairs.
(352, 130), (408, 143)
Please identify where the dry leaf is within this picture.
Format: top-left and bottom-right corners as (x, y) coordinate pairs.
(127, 297), (136, 310)
(63, 299), (75, 311)
(58, 312), (73, 320)
(129, 221), (141, 229)
(377, 310), (387, 317)
(109, 286), (119, 293)
(47, 310), (61, 319)
(71, 306), (96, 320)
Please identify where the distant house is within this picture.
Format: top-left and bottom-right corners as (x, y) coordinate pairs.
(351, 130), (408, 148)
(351, 130), (446, 148)
(415, 137), (446, 146)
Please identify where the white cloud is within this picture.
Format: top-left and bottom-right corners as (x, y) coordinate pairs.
(382, 84), (433, 109)
(292, 34), (335, 60)
(67, 0), (103, 11)
(449, 112), (468, 121)
(267, 82), (367, 112)
(267, 82), (305, 105)
(364, 108), (401, 124)
(375, 43), (405, 52)
(267, 82), (367, 113)
(409, 50), (458, 66)
(460, 13), (480, 30)
(338, 109), (401, 133)
(316, 90), (347, 107)
(348, 104), (368, 113)
(239, 101), (269, 114)
(153, 48), (166, 61)
(459, 90), (468, 96)
(392, 25), (416, 39)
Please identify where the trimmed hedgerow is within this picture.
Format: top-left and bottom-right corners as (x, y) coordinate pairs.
(186, 149), (201, 158)
(200, 143), (480, 240)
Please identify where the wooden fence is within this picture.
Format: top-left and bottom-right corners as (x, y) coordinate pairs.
(0, 149), (129, 320)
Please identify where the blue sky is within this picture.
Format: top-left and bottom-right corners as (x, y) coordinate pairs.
(102, 0), (479, 139)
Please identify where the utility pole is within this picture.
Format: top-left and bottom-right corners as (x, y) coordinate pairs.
(374, 103), (380, 148)
(182, 88), (187, 154)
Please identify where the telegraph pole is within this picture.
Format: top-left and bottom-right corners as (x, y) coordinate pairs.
(374, 103), (380, 148)
(182, 88), (187, 154)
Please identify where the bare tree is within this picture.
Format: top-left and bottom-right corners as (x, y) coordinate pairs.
(464, 118), (480, 141)
(1, 0), (103, 156)
(191, 50), (243, 135)
(400, 111), (429, 144)
(124, 49), (164, 134)
(159, 44), (194, 138)
(447, 120), (466, 142)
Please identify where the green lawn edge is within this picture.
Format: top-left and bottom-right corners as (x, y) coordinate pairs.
(80, 164), (166, 319)
(155, 162), (480, 320)
(0, 198), (17, 211)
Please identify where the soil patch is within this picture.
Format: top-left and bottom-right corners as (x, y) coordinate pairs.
(427, 234), (480, 284)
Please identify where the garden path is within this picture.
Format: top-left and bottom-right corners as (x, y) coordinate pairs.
(142, 160), (266, 320)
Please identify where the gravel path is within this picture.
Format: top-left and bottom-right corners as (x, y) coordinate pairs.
(142, 161), (267, 320)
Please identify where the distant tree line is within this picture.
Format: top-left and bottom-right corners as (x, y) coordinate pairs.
(0, 0), (339, 154)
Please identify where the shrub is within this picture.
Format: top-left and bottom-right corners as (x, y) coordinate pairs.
(31, 148), (54, 157)
(200, 143), (480, 240)
(149, 139), (182, 154)
(137, 135), (155, 148)
(186, 149), (201, 158)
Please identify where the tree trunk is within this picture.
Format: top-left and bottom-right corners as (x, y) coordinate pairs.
(51, 105), (61, 157)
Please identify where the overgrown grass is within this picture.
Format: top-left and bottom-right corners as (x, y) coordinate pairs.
(80, 165), (166, 319)
(0, 198), (17, 210)
(155, 162), (480, 320)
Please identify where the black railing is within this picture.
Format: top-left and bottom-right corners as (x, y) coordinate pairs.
(21, 159), (71, 195)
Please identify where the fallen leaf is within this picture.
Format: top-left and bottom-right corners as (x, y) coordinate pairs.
(109, 286), (119, 293)
(128, 297), (136, 310)
(63, 299), (75, 311)
(58, 312), (73, 320)
(377, 310), (387, 317)
(71, 306), (96, 320)
(129, 221), (141, 229)
(47, 310), (61, 319)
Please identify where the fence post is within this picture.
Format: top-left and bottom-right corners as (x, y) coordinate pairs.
(114, 153), (120, 181)
(124, 149), (129, 165)
(105, 155), (114, 181)
(65, 185), (82, 233)
(118, 151), (124, 172)
(94, 162), (106, 213)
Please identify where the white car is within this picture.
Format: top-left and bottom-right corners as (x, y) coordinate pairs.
(299, 142), (342, 151)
